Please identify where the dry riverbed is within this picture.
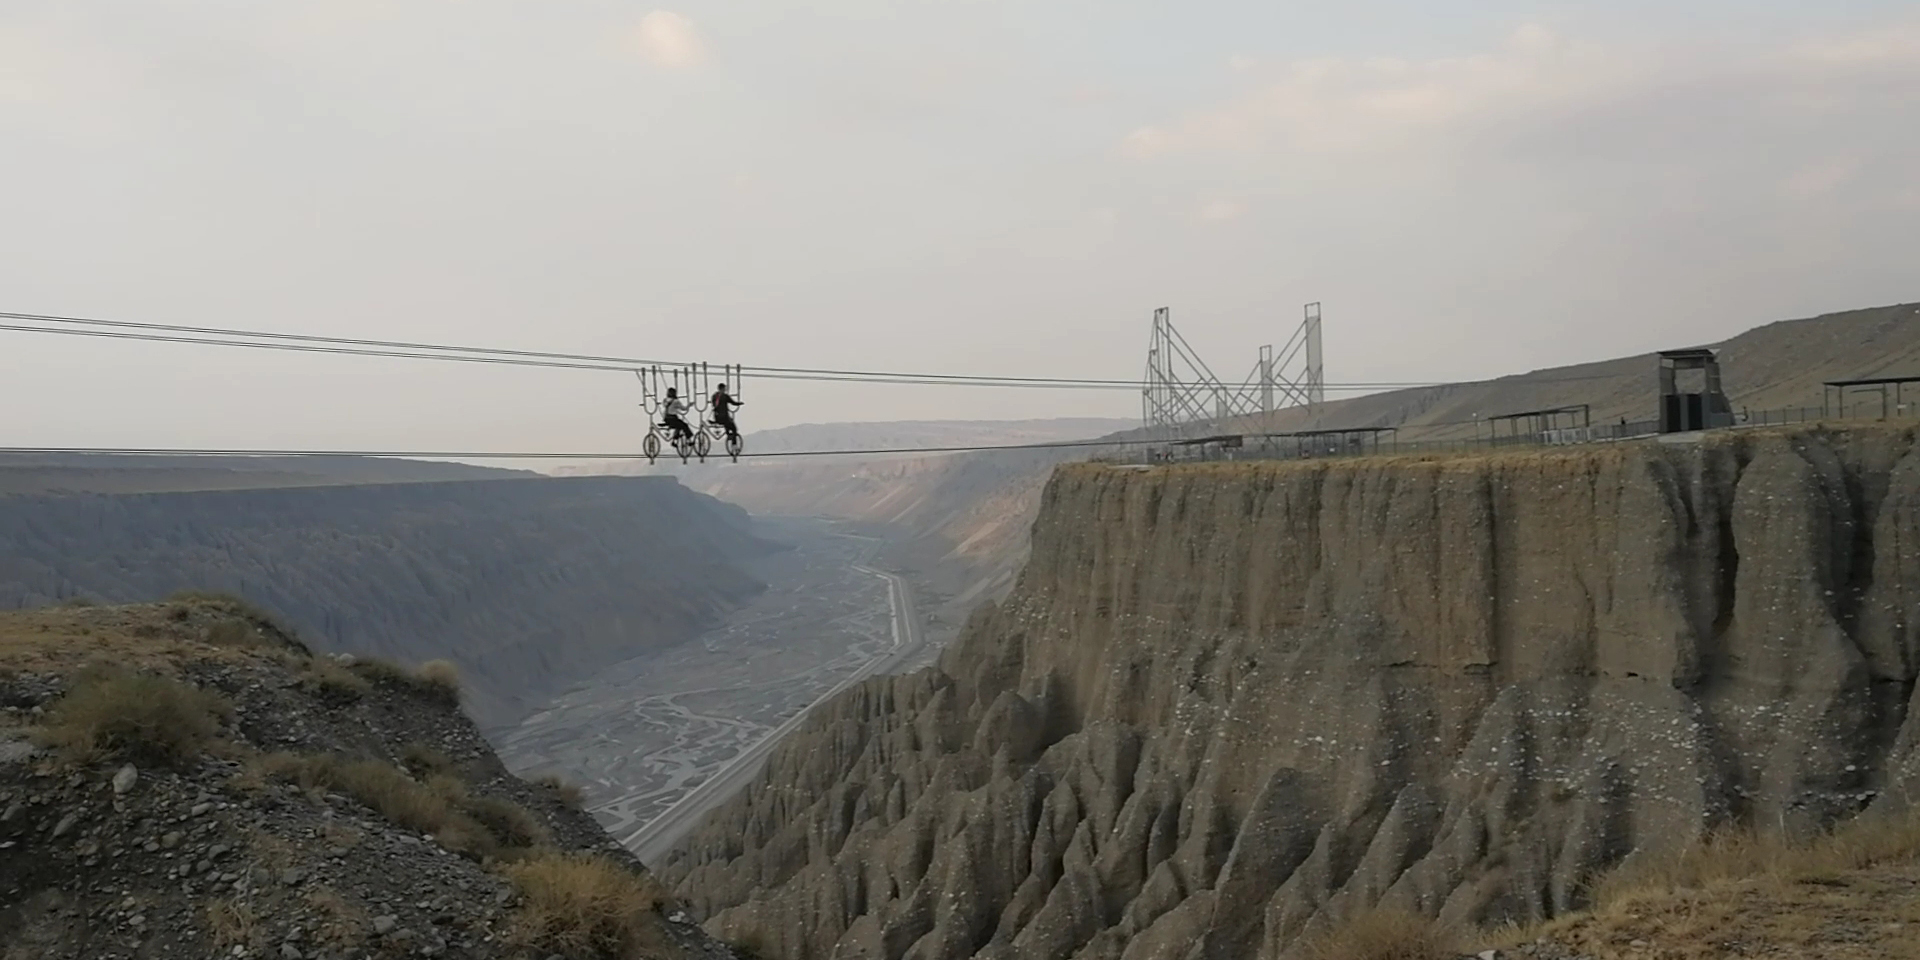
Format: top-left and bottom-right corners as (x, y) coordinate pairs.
(495, 518), (900, 841)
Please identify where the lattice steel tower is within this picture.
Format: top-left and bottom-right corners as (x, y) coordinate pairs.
(1142, 302), (1324, 438)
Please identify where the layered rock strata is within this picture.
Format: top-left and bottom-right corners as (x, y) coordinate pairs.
(662, 425), (1920, 960)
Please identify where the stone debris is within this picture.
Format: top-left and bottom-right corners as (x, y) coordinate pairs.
(0, 600), (744, 960)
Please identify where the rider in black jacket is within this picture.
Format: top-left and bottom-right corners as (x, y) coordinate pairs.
(711, 383), (743, 442)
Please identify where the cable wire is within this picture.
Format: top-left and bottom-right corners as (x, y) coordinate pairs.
(0, 437), (1159, 461)
(0, 309), (1448, 391)
(0, 323), (1142, 388)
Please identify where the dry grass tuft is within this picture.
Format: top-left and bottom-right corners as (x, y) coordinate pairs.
(727, 930), (776, 960)
(401, 741), (456, 776)
(351, 656), (462, 706)
(1591, 808), (1920, 911)
(504, 852), (671, 959)
(249, 829), (299, 872)
(167, 589), (274, 621)
(416, 658), (462, 705)
(258, 752), (465, 846)
(534, 774), (587, 809)
(305, 885), (370, 947)
(254, 751), (545, 861)
(1299, 909), (1463, 960)
(426, 772), (469, 802)
(204, 618), (269, 648)
(468, 794), (550, 849)
(348, 656), (412, 685)
(206, 897), (261, 949)
(0, 603), (299, 676)
(1480, 806), (1920, 959)
(300, 658), (371, 704)
(35, 668), (230, 767)
(166, 590), (306, 652)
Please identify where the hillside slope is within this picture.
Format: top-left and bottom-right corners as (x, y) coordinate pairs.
(1260, 300), (1920, 438)
(662, 423), (1920, 960)
(555, 419), (1136, 476)
(0, 454), (531, 495)
(0, 597), (737, 960)
(0, 476), (774, 729)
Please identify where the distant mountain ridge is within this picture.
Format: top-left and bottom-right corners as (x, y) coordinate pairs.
(1242, 299), (1920, 439)
(0, 475), (775, 729)
(548, 418), (1136, 477)
(724, 418), (1139, 454)
(0, 453), (531, 495)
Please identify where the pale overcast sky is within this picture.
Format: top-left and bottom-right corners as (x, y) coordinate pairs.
(1, 1), (1915, 452)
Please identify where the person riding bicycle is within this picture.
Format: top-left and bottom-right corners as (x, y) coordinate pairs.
(710, 383), (743, 442)
(662, 388), (694, 442)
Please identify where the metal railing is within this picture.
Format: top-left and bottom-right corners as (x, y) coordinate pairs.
(1097, 403), (1915, 466)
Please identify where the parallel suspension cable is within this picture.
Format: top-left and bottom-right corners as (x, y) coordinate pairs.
(0, 309), (1450, 391)
(0, 323), (1128, 388)
(0, 437), (1161, 461)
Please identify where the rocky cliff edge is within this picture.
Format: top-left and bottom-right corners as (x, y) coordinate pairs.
(660, 424), (1920, 960)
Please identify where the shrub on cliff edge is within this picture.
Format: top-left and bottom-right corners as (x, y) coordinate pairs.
(255, 751), (547, 861)
(300, 658), (372, 704)
(415, 659), (462, 705)
(1590, 806), (1920, 910)
(504, 852), (669, 959)
(533, 774), (587, 809)
(1300, 909), (1462, 960)
(38, 668), (230, 767)
(351, 656), (462, 707)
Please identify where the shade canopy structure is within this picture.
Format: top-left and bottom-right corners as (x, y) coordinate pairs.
(1825, 375), (1920, 419)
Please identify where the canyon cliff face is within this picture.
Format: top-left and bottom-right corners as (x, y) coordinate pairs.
(0, 476), (774, 729)
(661, 425), (1920, 960)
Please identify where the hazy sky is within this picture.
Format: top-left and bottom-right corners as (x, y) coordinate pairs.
(2, 1), (1915, 453)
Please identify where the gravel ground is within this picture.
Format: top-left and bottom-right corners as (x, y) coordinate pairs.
(0, 600), (737, 960)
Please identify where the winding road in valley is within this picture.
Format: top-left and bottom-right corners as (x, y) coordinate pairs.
(624, 560), (925, 864)
(494, 518), (928, 866)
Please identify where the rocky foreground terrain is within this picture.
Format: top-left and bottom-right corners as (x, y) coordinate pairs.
(662, 423), (1920, 960)
(0, 597), (736, 960)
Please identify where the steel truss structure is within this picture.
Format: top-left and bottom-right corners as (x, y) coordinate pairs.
(1142, 302), (1323, 437)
